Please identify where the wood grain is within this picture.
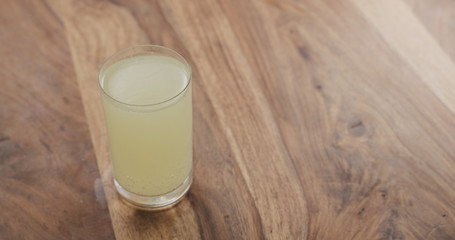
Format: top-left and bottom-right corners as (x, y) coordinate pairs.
(2, 0), (455, 239)
(217, 0), (455, 238)
(0, 0), (114, 239)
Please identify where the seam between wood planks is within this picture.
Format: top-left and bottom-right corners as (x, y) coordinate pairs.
(350, 0), (455, 116)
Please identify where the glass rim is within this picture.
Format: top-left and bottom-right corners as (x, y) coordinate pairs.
(98, 44), (192, 108)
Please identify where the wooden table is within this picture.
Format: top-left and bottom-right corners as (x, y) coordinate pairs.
(1, 0), (455, 239)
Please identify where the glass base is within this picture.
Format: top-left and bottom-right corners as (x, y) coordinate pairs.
(114, 172), (193, 211)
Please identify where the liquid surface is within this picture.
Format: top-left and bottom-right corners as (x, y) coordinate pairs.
(102, 55), (188, 105)
(101, 55), (192, 196)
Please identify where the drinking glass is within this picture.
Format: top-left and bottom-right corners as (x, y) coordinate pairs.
(98, 45), (193, 210)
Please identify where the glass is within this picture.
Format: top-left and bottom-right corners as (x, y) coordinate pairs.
(98, 45), (193, 210)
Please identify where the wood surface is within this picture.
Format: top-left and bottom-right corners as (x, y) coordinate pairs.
(1, 0), (455, 239)
(0, 0), (114, 239)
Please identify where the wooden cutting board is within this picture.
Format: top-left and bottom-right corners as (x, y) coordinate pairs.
(1, 0), (454, 239)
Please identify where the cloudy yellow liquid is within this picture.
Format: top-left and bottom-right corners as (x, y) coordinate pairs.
(100, 55), (192, 196)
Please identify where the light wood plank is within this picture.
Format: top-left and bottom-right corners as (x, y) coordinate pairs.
(351, 0), (455, 114)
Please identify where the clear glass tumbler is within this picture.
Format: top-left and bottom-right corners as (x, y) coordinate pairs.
(98, 45), (192, 210)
